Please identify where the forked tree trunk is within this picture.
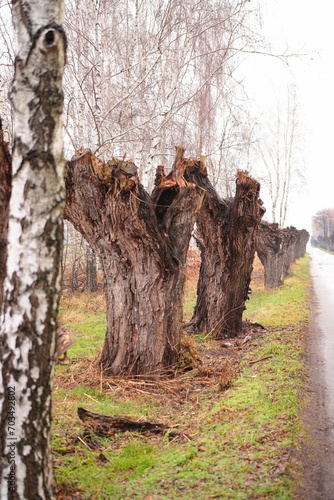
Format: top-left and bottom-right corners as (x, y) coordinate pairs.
(186, 171), (265, 339)
(0, 2), (66, 498)
(0, 117), (11, 309)
(64, 147), (203, 375)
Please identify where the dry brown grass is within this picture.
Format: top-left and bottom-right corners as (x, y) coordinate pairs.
(59, 291), (106, 327)
(60, 291), (106, 313)
(53, 322), (265, 414)
(251, 253), (265, 291)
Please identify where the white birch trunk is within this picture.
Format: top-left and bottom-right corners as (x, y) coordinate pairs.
(0, 1), (66, 498)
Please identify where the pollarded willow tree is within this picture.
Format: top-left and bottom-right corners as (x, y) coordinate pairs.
(256, 222), (285, 288)
(64, 147), (205, 375)
(186, 170), (265, 338)
(0, 1), (66, 498)
(295, 229), (309, 259)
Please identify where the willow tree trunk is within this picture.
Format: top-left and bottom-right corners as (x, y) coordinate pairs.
(0, 118), (11, 309)
(0, 3), (66, 499)
(256, 222), (285, 288)
(64, 147), (203, 375)
(86, 244), (98, 292)
(295, 229), (309, 259)
(186, 171), (264, 339)
(282, 226), (298, 278)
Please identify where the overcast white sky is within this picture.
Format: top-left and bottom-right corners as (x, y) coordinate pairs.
(242, 0), (334, 232)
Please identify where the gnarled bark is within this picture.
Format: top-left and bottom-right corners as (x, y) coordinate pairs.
(186, 170), (265, 339)
(282, 226), (298, 279)
(64, 147), (203, 376)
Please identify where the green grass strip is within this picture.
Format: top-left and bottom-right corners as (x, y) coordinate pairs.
(53, 255), (311, 499)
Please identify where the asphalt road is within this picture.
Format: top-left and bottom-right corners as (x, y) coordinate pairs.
(300, 247), (334, 498)
(310, 248), (334, 422)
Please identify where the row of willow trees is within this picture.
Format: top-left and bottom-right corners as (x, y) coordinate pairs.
(1, 123), (309, 378)
(257, 223), (309, 288)
(62, 218), (310, 294)
(62, 145), (310, 377)
(64, 147), (265, 375)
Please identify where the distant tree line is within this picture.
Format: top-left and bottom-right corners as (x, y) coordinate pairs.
(311, 208), (334, 251)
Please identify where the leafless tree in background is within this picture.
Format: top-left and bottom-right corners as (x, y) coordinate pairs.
(1, 0), (305, 217)
(62, 0), (260, 190)
(255, 84), (304, 227)
(0, 1), (14, 141)
(312, 209), (334, 240)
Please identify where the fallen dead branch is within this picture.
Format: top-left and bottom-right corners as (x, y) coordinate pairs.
(77, 407), (173, 436)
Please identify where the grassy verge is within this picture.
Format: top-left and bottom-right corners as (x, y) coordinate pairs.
(54, 255), (311, 499)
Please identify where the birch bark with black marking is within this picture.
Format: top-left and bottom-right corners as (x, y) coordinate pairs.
(0, 2), (66, 498)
